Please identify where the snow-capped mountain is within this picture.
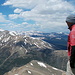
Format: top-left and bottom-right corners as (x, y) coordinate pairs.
(0, 29), (68, 75)
(0, 30), (68, 50)
(0, 30), (53, 75)
(0, 30), (53, 49)
(19, 31), (68, 50)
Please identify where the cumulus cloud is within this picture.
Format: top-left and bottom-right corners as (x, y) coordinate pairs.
(9, 14), (19, 19)
(0, 13), (10, 23)
(3, 0), (75, 32)
(14, 8), (23, 13)
(22, 22), (28, 25)
(3, 0), (38, 9)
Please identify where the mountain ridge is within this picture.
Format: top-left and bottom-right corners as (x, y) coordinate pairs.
(4, 60), (66, 75)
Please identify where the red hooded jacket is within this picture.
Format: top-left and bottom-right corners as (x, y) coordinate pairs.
(68, 25), (75, 56)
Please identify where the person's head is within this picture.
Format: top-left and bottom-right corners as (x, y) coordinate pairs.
(66, 14), (75, 28)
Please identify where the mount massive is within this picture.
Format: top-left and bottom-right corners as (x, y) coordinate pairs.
(0, 29), (68, 75)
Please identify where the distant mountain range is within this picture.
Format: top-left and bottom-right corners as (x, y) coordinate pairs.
(19, 31), (68, 50)
(0, 29), (68, 75)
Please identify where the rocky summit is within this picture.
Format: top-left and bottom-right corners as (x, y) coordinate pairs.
(4, 60), (66, 75)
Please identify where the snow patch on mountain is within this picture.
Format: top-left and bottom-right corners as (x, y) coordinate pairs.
(0, 29), (4, 32)
(30, 63), (33, 66)
(27, 70), (32, 74)
(49, 34), (56, 38)
(52, 67), (59, 70)
(34, 42), (41, 48)
(2, 36), (10, 42)
(0, 35), (3, 40)
(37, 62), (47, 68)
(9, 31), (18, 36)
(56, 38), (61, 40)
(14, 74), (18, 75)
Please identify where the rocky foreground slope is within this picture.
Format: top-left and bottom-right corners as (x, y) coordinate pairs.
(4, 60), (66, 75)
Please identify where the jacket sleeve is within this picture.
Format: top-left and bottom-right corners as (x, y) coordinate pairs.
(68, 31), (75, 56)
(67, 33), (71, 56)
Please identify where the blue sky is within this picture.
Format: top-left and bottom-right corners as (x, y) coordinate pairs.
(0, 0), (75, 33)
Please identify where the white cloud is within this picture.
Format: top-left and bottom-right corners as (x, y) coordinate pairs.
(3, 0), (38, 9)
(0, 13), (10, 23)
(14, 8), (23, 13)
(22, 22), (28, 25)
(9, 14), (19, 19)
(3, 0), (75, 32)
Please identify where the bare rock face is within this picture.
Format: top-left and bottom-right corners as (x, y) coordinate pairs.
(4, 60), (66, 75)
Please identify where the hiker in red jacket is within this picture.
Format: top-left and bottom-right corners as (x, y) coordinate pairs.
(66, 14), (75, 75)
